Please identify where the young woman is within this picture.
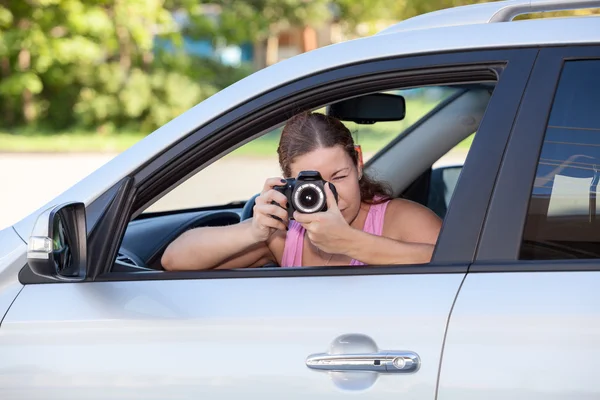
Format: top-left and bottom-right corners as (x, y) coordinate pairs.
(162, 112), (442, 271)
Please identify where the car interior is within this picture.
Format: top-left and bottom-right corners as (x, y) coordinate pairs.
(112, 82), (496, 273)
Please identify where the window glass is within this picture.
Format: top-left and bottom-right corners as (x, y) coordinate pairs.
(143, 86), (462, 214)
(345, 87), (458, 161)
(520, 60), (600, 260)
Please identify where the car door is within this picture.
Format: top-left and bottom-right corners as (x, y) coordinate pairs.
(0, 48), (536, 400)
(438, 46), (600, 400)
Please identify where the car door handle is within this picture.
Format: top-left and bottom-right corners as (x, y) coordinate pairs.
(306, 351), (420, 373)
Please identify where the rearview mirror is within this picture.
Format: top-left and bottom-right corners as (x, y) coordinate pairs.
(327, 93), (406, 124)
(27, 202), (87, 282)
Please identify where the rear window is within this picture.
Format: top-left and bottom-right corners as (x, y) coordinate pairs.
(520, 60), (600, 260)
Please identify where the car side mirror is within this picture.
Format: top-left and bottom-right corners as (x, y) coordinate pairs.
(428, 165), (463, 219)
(27, 202), (87, 282)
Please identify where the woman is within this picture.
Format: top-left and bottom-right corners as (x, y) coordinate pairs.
(162, 112), (442, 271)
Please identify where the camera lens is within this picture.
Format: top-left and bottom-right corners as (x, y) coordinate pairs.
(293, 183), (325, 213)
(299, 187), (319, 208)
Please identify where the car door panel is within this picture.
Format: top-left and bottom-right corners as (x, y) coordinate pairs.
(438, 271), (600, 400)
(0, 274), (463, 399)
(0, 229), (25, 326)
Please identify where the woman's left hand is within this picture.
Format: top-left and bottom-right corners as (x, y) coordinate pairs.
(293, 183), (354, 255)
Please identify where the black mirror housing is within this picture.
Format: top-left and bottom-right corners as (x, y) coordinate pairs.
(27, 202), (87, 282)
(327, 93), (406, 124)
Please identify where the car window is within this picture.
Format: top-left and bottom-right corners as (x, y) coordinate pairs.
(344, 87), (458, 161)
(520, 60), (600, 260)
(143, 85), (460, 214)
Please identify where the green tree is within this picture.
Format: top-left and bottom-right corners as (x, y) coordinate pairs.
(0, 0), (337, 132)
(1, 0), (598, 135)
(0, 0), (109, 126)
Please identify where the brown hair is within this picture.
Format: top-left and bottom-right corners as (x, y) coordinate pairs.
(277, 112), (392, 204)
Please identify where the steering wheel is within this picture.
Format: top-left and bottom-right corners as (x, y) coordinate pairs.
(241, 193), (260, 221)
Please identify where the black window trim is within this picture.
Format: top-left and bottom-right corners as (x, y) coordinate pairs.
(18, 47), (539, 284)
(473, 45), (600, 272)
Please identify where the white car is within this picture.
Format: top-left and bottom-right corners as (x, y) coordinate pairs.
(1, 0), (600, 398)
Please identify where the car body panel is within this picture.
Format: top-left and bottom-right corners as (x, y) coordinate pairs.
(437, 271), (600, 400)
(10, 16), (600, 245)
(0, 228), (25, 325)
(377, 0), (600, 35)
(0, 273), (464, 399)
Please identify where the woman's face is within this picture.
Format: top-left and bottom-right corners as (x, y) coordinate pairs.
(289, 145), (362, 224)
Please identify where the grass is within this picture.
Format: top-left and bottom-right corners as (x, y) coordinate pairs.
(0, 130), (145, 153)
(230, 130), (473, 158)
(0, 91), (474, 155)
(0, 122), (474, 156)
(0, 129), (414, 155)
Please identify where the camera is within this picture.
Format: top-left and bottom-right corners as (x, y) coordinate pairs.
(273, 171), (338, 220)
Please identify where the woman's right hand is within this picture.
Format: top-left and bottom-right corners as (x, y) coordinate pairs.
(250, 177), (290, 242)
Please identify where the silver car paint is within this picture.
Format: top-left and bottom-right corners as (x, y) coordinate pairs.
(0, 273), (464, 399)
(438, 271), (600, 400)
(0, 228), (24, 325)
(9, 16), (600, 245)
(377, 0), (600, 35)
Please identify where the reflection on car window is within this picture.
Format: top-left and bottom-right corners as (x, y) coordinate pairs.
(143, 86), (460, 214)
(520, 60), (600, 260)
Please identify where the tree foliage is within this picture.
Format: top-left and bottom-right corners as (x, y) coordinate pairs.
(0, 0), (334, 132)
(0, 0), (597, 133)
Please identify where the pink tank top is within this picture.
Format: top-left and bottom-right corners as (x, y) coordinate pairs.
(280, 198), (390, 267)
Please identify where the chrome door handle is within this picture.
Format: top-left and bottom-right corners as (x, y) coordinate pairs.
(306, 351), (420, 373)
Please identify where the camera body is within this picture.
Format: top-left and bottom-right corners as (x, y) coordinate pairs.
(273, 171), (338, 220)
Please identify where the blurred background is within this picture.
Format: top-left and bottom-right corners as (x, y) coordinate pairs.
(1, 0), (598, 229)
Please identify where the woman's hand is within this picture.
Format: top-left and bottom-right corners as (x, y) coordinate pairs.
(251, 177), (290, 242)
(293, 183), (353, 255)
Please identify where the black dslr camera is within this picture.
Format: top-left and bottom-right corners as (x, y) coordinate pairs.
(273, 171), (338, 220)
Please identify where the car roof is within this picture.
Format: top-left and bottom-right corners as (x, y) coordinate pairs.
(12, 3), (600, 241)
(377, 0), (600, 35)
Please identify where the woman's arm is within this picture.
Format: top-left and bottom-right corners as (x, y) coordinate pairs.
(343, 229), (435, 265)
(162, 177), (292, 271)
(161, 220), (274, 271)
(295, 192), (442, 266)
(345, 199), (441, 265)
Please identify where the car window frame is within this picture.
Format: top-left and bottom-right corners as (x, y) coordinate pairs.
(474, 45), (600, 272)
(18, 47), (539, 284)
(143, 85), (468, 216)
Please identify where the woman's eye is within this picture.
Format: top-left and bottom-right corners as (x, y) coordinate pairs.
(333, 176), (347, 181)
